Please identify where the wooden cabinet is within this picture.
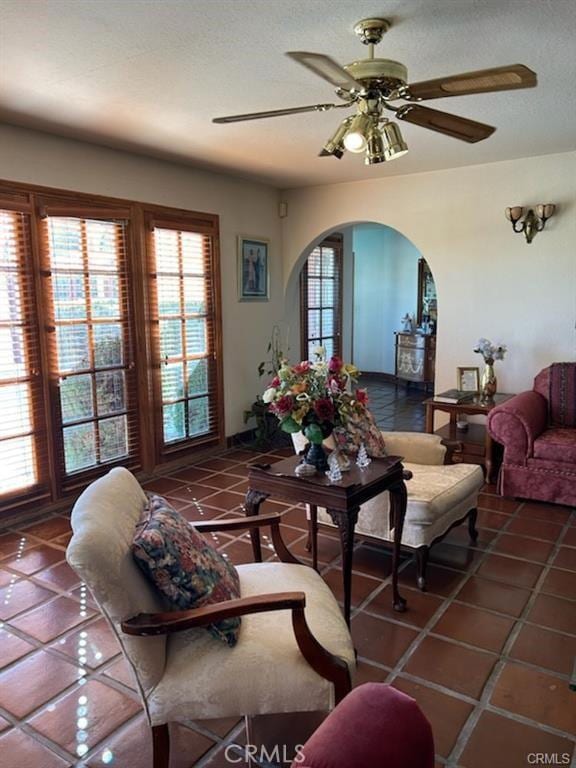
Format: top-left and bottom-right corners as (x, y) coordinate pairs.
(395, 332), (436, 387)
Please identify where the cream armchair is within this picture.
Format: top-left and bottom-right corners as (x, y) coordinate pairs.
(66, 467), (354, 768)
(293, 431), (484, 589)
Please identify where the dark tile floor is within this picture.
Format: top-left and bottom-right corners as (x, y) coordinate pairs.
(0, 381), (575, 767)
(358, 374), (428, 431)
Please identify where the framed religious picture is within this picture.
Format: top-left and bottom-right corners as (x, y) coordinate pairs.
(238, 236), (270, 301)
(457, 366), (480, 393)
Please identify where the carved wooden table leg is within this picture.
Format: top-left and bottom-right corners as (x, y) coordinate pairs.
(309, 504), (319, 572)
(389, 474), (409, 613)
(327, 506), (359, 627)
(243, 489), (270, 562)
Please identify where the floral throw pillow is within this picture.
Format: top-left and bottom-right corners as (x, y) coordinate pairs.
(132, 494), (241, 646)
(333, 408), (387, 457)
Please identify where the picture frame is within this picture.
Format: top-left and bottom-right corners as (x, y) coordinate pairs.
(457, 366), (480, 393)
(238, 236), (269, 301)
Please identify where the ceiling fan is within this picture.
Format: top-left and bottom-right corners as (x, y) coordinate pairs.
(213, 18), (537, 164)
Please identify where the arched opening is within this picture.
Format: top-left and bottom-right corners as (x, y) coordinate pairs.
(285, 222), (437, 433)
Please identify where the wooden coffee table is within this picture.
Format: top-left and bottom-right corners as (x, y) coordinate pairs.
(244, 455), (409, 626)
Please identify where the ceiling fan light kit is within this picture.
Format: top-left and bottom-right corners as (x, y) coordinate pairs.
(213, 17), (537, 167)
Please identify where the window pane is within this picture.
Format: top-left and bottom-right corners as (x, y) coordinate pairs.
(160, 319), (183, 358)
(308, 309), (320, 338)
(184, 277), (206, 314)
(154, 229), (179, 273)
(90, 275), (120, 318)
(321, 309), (334, 337)
(63, 422), (96, 473)
(161, 363), (184, 401)
(52, 274), (87, 320)
(86, 220), (119, 272)
(0, 271), (24, 322)
(0, 383), (31, 438)
(321, 249), (335, 277)
(0, 436), (35, 493)
(185, 318), (206, 355)
(188, 396), (209, 436)
(181, 232), (204, 274)
(0, 326), (27, 379)
(323, 338), (334, 359)
(308, 249), (321, 276)
(47, 218), (83, 270)
(187, 359), (208, 396)
(56, 325), (90, 372)
(307, 278), (321, 307)
(60, 375), (93, 423)
(95, 371), (125, 415)
(163, 402), (185, 442)
(99, 415), (128, 461)
(308, 339), (320, 360)
(321, 280), (335, 306)
(157, 275), (181, 316)
(93, 324), (123, 367)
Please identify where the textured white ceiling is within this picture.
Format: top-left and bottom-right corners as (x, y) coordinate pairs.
(0, 0), (575, 188)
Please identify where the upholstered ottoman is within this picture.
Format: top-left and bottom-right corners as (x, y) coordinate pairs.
(294, 431), (485, 589)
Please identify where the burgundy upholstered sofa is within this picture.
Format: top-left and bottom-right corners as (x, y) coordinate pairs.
(487, 363), (576, 506)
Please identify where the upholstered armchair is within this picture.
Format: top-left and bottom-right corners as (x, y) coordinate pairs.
(487, 362), (576, 506)
(66, 467), (354, 768)
(293, 431), (484, 589)
(294, 682), (434, 768)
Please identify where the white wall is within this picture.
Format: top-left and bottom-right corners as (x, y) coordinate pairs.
(352, 224), (421, 374)
(282, 152), (576, 399)
(0, 124), (283, 437)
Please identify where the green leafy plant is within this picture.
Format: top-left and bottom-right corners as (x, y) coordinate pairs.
(243, 325), (290, 449)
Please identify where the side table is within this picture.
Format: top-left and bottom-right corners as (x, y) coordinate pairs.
(244, 455), (409, 626)
(424, 393), (515, 481)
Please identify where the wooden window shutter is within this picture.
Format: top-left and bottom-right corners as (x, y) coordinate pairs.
(0, 208), (49, 503)
(146, 213), (224, 459)
(40, 212), (140, 491)
(300, 234), (343, 360)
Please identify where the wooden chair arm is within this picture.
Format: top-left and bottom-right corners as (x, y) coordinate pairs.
(122, 591), (306, 636)
(193, 512), (283, 533)
(122, 589), (351, 704)
(195, 511), (302, 566)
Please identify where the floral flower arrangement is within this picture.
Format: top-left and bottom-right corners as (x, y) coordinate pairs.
(262, 347), (368, 445)
(473, 338), (507, 364)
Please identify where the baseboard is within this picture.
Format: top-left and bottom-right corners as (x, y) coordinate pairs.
(360, 371), (397, 383)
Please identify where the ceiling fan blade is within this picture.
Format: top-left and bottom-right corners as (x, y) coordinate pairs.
(396, 104), (496, 143)
(213, 102), (338, 124)
(404, 64), (537, 101)
(286, 51), (362, 91)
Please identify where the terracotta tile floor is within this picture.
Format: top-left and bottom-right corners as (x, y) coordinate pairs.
(0, 446), (575, 767)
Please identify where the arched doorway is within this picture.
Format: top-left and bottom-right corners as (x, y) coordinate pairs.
(289, 222), (437, 432)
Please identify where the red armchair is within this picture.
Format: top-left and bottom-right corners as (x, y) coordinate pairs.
(293, 683), (434, 768)
(487, 363), (576, 506)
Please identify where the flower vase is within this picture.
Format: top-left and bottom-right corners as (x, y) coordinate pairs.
(304, 440), (330, 472)
(480, 362), (497, 402)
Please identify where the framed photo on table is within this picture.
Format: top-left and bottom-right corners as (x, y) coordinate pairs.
(238, 236), (269, 301)
(457, 366), (480, 393)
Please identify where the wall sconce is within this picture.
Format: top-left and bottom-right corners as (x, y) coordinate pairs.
(505, 204), (556, 244)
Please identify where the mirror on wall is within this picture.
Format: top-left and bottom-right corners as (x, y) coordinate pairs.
(417, 257), (437, 333)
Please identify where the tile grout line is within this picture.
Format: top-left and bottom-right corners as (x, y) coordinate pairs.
(447, 505), (576, 765)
